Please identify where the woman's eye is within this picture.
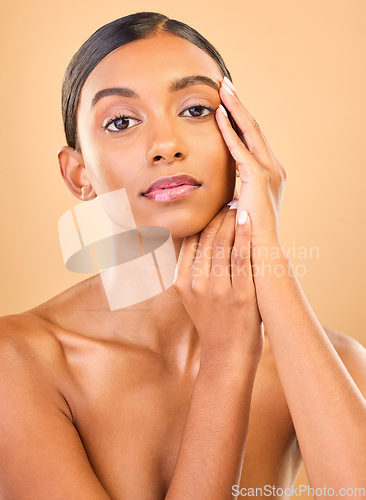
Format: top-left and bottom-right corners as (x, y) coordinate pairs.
(180, 105), (214, 118)
(103, 115), (141, 132)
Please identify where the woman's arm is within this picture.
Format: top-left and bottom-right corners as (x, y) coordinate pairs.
(0, 323), (112, 500)
(169, 205), (263, 499)
(165, 351), (258, 499)
(252, 243), (366, 489)
(216, 77), (366, 491)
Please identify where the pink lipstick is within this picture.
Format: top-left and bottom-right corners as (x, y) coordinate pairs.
(143, 174), (201, 202)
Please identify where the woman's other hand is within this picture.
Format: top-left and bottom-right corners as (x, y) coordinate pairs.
(216, 77), (288, 250)
(173, 205), (263, 365)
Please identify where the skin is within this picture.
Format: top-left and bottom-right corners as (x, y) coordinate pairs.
(0, 32), (365, 499)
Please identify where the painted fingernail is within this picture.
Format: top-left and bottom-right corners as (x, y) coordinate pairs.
(227, 199), (239, 210)
(224, 76), (236, 93)
(218, 104), (228, 116)
(238, 209), (248, 225)
(221, 81), (235, 96)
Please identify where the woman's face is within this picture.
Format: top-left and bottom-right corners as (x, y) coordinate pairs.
(76, 33), (236, 237)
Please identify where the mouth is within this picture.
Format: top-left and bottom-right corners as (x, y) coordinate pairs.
(142, 174), (202, 202)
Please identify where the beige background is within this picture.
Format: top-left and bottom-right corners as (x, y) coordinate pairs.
(0, 0), (365, 495)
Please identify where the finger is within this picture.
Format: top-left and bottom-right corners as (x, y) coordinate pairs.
(194, 204), (230, 282)
(173, 233), (200, 284)
(219, 81), (276, 170)
(231, 209), (253, 290)
(222, 77), (256, 121)
(221, 78), (276, 158)
(216, 104), (259, 171)
(210, 208), (236, 285)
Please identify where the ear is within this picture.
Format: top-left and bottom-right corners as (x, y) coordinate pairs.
(58, 146), (96, 201)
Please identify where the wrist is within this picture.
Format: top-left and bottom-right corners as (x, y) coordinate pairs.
(251, 237), (284, 257)
(251, 240), (292, 277)
(199, 343), (262, 376)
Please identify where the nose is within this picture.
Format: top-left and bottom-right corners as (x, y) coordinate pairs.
(146, 120), (187, 165)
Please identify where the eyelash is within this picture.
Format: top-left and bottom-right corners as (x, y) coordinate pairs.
(102, 104), (215, 133)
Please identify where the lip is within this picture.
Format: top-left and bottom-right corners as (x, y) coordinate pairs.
(142, 174), (201, 196)
(143, 184), (201, 202)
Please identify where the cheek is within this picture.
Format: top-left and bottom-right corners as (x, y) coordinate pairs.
(80, 139), (135, 195)
(76, 116), (124, 194)
(195, 125), (236, 187)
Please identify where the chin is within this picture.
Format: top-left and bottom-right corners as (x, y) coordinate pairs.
(154, 220), (204, 240)
(135, 187), (235, 238)
(157, 207), (225, 240)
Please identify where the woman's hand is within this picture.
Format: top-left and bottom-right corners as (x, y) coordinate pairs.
(216, 77), (288, 250)
(173, 205), (263, 364)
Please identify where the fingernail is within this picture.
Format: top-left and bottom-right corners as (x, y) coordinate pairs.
(227, 199), (239, 210)
(238, 209), (248, 225)
(218, 104), (228, 116)
(224, 76), (236, 93)
(221, 81), (234, 96)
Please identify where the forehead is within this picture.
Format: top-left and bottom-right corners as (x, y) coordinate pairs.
(79, 33), (223, 105)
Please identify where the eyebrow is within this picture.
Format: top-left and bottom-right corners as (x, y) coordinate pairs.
(90, 75), (220, 108)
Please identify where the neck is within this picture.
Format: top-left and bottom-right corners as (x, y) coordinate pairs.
(93, 231), (200, 371)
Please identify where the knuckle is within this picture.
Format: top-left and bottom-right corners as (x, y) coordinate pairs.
(230, 288), (252, 307)
(191, 279), (205, 295)
(236, 284), (256, 302)
(173, 271), (192, 293)
(228, 143), (239, 156)
(233, 289), (248, 305)
(211, 284), (226, 300)
(273, 168), (287, 188)
(172, 278), (185, 294)
(281, 165), (288, 180)
(281, 169), (288, 184)
(234, 222), (249, 236)
(257, 168), (270, 183)
(200, 229), (216, 240)
(273, 169), (283, 185)
(231, 253), (246, 269)
(252, 118), (261, 132)
(241, 291), (257, 306)
(213, 236), (228, 249)
(232, 246), (249, 265)
(275, 160), (288, 182)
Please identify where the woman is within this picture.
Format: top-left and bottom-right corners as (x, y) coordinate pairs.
(0, 12), (365, 499)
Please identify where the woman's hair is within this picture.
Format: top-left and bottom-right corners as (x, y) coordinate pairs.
(62, 12), (233, 150)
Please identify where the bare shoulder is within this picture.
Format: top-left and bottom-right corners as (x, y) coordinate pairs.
(0, 312), (113, 498)
(322, 324), (366, 397)
(0, 312), (73, 419)
(322, 324), (366, 361)
(0, 312), (67, 367)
